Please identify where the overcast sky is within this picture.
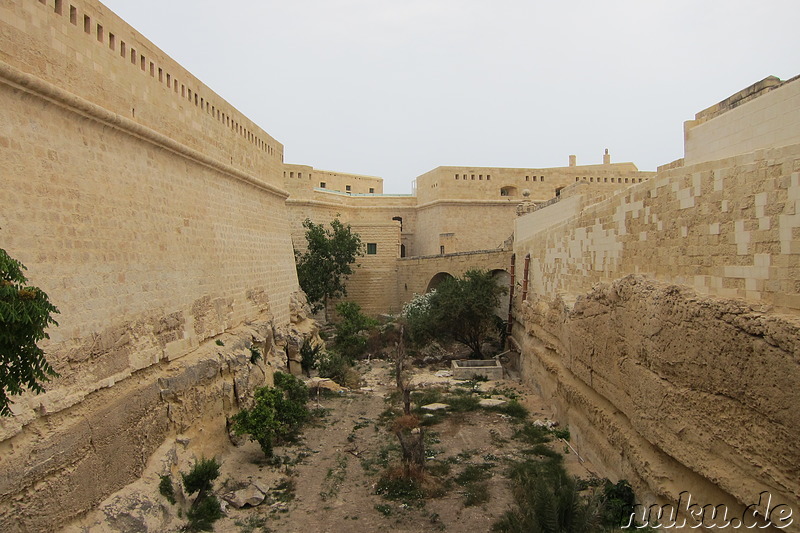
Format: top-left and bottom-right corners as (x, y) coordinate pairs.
(101, 0), (798, 193)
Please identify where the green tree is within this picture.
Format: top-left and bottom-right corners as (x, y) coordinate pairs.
(406, 269), (507, 358)
(333, 301), (378, 360)
(0, 249), (59, 416)
(295, 217), (363, 318)
(231, 372), (310, 457)
(181, 457), (223, 531)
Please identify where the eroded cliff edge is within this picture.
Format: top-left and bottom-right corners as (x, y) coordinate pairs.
(513, 275), (799, 529)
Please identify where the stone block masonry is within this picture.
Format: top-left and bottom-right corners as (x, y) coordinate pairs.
(512, 144), (800, 529)
(0, 0), (302, 529)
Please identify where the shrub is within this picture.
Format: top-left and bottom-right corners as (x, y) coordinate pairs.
(333, 301), (378, 359)
(496, 400), (528, 420)
(185, 494), (223, 531)
(231, 372), (310, 457)
(316, 350), (360, 388)
(181, 457), (222, 532)
(158, 474), (176, 505)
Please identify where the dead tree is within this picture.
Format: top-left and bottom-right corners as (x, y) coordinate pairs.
(395, 327), (412, 415)
(392, 327), (425, 476)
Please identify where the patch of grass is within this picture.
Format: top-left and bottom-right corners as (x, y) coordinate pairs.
(464, 480), (491, 507)
(412, 387), (446, 407)
(494, 399), (528, 420)
(489, 386), (520, 400)
(454, 463), (494, 486)
(513, 422), (552, 445)
(234, 514), (271, 533)
(553, 427), (570, 441)
(272, 477), (296, 502)
(375, 503), (393, 516)
(320, 454), (348, 501)
(445, 393), (480, 412)
(376, 475), (425, 504)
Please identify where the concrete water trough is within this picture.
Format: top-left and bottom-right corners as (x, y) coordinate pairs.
(451, 359), (504, 380)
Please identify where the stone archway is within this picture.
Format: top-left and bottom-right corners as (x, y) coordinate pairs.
(426, 272), (454, 293)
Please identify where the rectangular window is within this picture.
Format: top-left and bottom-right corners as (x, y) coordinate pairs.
(70, 5), (77, 24)
(440, 245), (445, 255)
(96, 24), (103, 43)
(346, 185), (351, 192)
(83, 15), (91, 33)
(320, 182), (326, 188)
(108, 32), (115, 50)
(120, 41), (126, 57)
(54, 0), (63, 15)
(367, 243), (377, 255)
(369, 187), (374, 193)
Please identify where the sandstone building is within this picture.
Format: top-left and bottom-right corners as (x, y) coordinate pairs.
(0, 0), (798, 531)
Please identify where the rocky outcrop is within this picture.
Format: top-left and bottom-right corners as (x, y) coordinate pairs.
(514, 275), (799, 530)
(0, 292), (321, 533)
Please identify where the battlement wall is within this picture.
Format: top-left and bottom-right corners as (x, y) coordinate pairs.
(1, 0), (284, 184)
(415, 163), (654, 205)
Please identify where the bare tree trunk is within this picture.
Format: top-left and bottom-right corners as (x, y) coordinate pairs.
(396, 427), (425, 477)
(395, 327), (412, 415)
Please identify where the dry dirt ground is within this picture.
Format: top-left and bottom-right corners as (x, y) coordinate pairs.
(65, 359), (599, 533)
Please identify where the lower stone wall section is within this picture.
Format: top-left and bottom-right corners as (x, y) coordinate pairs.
(513, 275), (799, 530)
(0, 320), (280, 532)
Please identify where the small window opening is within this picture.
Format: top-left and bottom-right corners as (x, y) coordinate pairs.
(130, 48), (136, 64)
(69, 5), (77, 24)
(96, 24), (103, 43)
(54, 0), (63, 15)
(108, 33), (115, 50)
(367, 243), (377, 255)
(400, 244), (406, 258)
(369, 187), (375, 193)
(320, 182), (326, 188)
(83, 15), (90, 33)
(346, 185), (351, 192)
(120, 41), (126, 57)
(440, 245), (445, 255)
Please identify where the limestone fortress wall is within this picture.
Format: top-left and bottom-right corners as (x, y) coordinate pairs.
(0, 1), (308, 530)
(511, 77), (800, 528)
(2, 0), (799, 531)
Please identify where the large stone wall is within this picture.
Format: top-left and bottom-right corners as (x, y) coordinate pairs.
(286, 191), (417, 316)
(685, 76), (800, 167)
(0, 1), (304, 530)
(511, 144), (800, 528)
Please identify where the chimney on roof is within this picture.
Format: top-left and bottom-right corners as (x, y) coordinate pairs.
(569, 154), (577, 167)
(603, 148), (611, 165)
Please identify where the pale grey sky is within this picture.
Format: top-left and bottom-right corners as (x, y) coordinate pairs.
(101, 0), (799, 193)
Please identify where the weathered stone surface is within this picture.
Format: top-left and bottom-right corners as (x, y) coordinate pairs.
(223, 485), (266, 509)
(422, 403), (449, 411)
(478, 398), (507, 408)
(513, 276), (800, 526)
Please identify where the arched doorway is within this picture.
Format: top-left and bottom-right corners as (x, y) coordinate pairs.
(426, 272), (453, 293)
